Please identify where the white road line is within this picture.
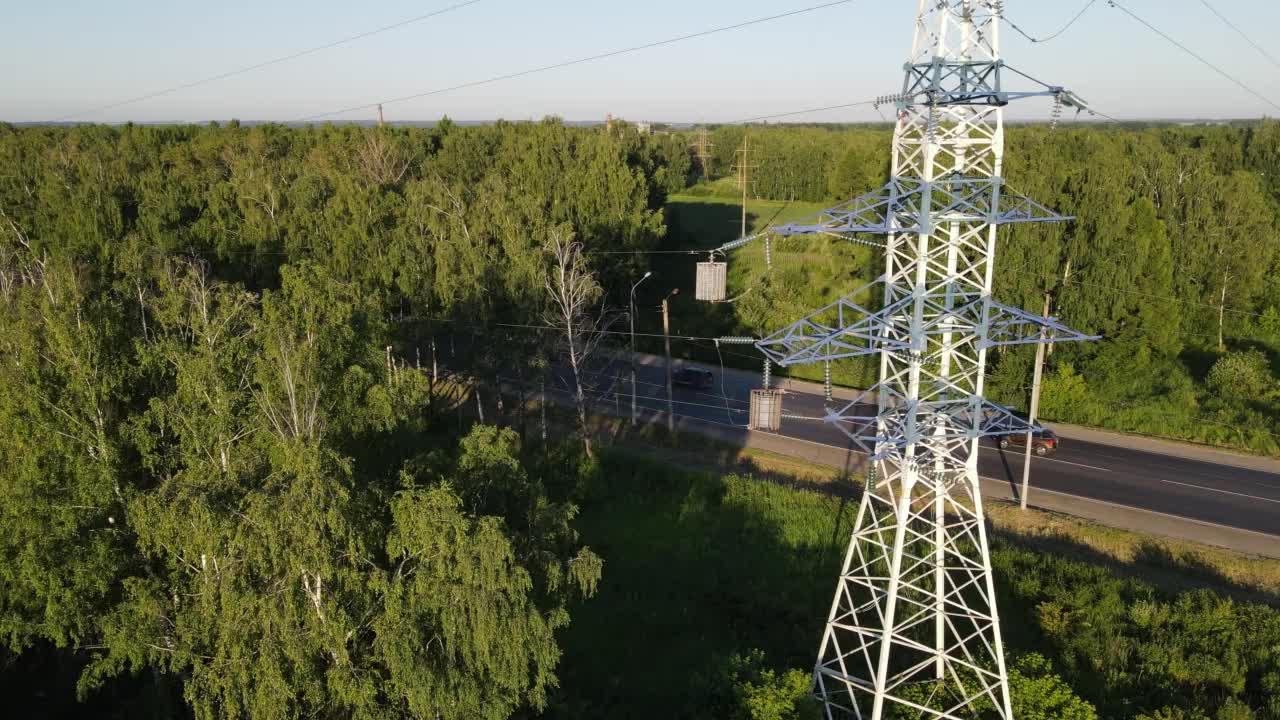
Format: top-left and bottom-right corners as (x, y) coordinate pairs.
(634, 412), (1280, 540)
(983, 476), (1280, 543)
(977, 445), (1111, 472)
(1150, 477), (1280, 505)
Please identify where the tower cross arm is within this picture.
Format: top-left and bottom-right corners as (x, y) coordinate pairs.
(755, 278), (916, 367)
(977, 301), (1100, 350)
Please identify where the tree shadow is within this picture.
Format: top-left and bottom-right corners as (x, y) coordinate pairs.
(986, 522), (1280, 608)
(552, 430), (1279, 716)
(1178, 345), (1220, 382)
(547, 449), (852, 719)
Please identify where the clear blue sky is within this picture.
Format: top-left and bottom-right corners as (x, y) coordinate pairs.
(2, 1), (1278, 124)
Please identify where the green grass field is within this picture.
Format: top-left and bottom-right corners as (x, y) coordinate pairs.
(546, 449), (1280, 719)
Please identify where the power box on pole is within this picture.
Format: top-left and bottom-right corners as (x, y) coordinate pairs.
(749, 389), (783, 432)
(695, 261), (727, 302)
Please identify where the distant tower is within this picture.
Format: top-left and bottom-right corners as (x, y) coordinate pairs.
(377, 103), (385, 127)
(606, 112), (614, 131)
(749, 1), (1097, 717)
(690, 127), (715, 181)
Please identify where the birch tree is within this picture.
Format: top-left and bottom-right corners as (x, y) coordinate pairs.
(544, 232), (619, 460)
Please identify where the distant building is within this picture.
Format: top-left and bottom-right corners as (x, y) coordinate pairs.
(635, 122), (653, 135)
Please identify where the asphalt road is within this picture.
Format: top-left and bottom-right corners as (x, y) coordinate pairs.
(603, 360), (1280, 538)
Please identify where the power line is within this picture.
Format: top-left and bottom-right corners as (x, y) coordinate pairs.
(53, 0), (485, 122)
(727, 100), (880, 125)
(1003, 0), (1099, 44)
(1107, 0), (1280, 114)
(296, 0), (860, 122)
(1196, 0), (1280, 71)
(1001, 259), (1271, 321)
(427, 316), (757, 345)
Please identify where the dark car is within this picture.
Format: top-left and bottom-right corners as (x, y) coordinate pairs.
(672, 367), (714, 390)
(998, 426), (1059, 456)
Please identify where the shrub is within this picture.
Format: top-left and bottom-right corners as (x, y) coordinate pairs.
(1207, 350), (1271, 402)
(727, 650), (822, 720)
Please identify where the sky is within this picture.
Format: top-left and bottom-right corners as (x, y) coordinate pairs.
(2, 0), (1279, 124)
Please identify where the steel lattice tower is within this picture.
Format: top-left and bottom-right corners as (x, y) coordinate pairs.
(746, 1), (1097, 717)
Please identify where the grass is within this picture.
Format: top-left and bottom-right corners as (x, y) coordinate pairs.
(545, 446), (1280, 718)
(625, 438), (1280, 601)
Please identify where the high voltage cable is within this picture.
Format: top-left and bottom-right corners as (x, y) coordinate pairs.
(427, 317), (752, 344)
(1002, 259), (1270, 320)
(727, 100), (880, 125)
(1003, 0), (1099, 44)
(1195, 0), (1280, 71)
(296, 0), (860, 122)
(460, 344), (1280, 442)
(1108, 0), (1280, 114)
(52, 0), (485, 122)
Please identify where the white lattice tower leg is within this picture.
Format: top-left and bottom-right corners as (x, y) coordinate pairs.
(813, 1), (1017, 717)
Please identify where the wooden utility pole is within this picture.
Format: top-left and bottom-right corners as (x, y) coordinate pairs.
(1020, 292), (1053, 510)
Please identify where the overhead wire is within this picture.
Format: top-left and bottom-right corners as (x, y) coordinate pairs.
(53, 0), (485, 122)
(1002, 0), (1099, 44)
(1195, 0), (1280, 71)
(726, 100), (881, 126)
(433, 327), (1280, 444)
(297, 0), (861, 122)
(1107, 0), (1280, 114)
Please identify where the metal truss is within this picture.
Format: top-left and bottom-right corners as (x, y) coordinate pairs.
(770, 177), (1071, 239)
(743, 2), (1097, 717)
(758, 282), (1096, 370)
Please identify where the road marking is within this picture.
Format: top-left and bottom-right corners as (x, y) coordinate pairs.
(977, 477), (1280, 546)
(1149, 477), (1280, 505)
(977, 445), (1111, 472)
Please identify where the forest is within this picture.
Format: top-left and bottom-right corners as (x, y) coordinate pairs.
(666, 121), (1280, 454)
(0, 117), (1278, 718)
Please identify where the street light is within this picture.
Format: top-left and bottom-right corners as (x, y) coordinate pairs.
(629, 272), (652, 426)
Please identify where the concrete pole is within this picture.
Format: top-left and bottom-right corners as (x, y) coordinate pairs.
(1020, 293), (1052, 510)
(740, 135), (749, 239)
(630, 272), (651, 426)
(663, 296), (675, 433)
(630, 305), (638, 426)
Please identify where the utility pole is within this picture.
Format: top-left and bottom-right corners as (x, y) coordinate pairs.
(1020, 292), (1053, 510)
(377, 104), (385, 128)
(744, 2), (1098, 716)
(662, 289), (679, 433)
(732, 134), (759, 239)
(690, 128), (714, 182)
(630, 271), (653, 426)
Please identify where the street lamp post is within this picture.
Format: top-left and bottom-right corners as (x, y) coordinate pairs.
(630, 272), (652, 426)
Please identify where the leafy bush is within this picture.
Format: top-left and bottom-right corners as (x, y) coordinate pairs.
(1208, 350), (1273, 402)
(728, 650), (822, 720)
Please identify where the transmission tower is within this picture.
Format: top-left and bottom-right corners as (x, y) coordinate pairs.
(691, 127), (715, 181)
(744, 2), (1096, 717)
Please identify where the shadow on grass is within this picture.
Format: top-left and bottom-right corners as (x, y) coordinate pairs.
(993, 528), (1280, 609)
(543, 424), (1280, 717)
(546, 449), (853, 719)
